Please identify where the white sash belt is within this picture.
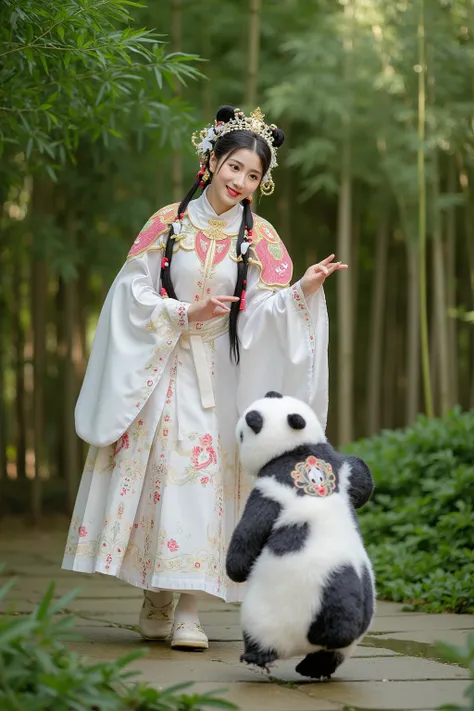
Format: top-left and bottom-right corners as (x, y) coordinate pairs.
(179, 316), (229, 410)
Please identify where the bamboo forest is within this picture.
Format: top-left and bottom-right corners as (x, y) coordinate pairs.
(1, 0), (474, 520)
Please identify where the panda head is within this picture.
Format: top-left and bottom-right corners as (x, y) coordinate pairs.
(236, 391), (326, 476)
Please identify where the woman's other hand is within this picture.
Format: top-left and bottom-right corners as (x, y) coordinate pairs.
(300, 254), (348, 298)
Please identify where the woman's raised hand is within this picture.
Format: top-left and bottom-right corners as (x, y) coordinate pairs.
(187, 295), (240, 323)
(300, 254), (348, 298)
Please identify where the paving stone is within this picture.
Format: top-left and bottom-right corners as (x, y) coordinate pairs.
(65, 611), (244, 641)
(0, 599), (37, 613)
(371, 613), (474, 633)
(2, 565), (79, 578)
(269, 655), (469, 684)
(150, 680), (342, 711)
(58, 597), (143, 614)
(373, 600), (409, 616)
(1, 576), (143, 599)
(196, 610), (241, 623)
(199, 601), (241, 612)
(68, 634), (244, 661)
(348, 645), (400, 657)
(67, 629), (402, 664)
(70, 616), (113, 628)
(299, 679), (471, 710)
(128, 657), (268, 684)
(375, 630), (472, 647)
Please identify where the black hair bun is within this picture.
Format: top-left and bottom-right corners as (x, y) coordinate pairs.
(216, 105), (235, 123)
(271, 127), (285, 148)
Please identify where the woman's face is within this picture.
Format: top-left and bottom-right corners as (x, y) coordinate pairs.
(207, 148), (263, 214)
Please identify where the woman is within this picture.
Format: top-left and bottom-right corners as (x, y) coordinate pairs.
(62, 105), (347, 650)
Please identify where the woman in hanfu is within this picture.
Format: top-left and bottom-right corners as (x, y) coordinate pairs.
(62, 105), (347, 650)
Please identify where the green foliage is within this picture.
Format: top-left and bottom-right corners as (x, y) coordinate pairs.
(0, 574), (236, 711)
(345, 408), (474, 613)
(437, 633), (474, 711)
(1, 0), (202, 175)
(265, 1), (474, 236)
(450, 308), (474, 326)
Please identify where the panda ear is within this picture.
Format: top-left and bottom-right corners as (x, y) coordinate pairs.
(265, 391), (283, 399)
(288, 414), (306, 430)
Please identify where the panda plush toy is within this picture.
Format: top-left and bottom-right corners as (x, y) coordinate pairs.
(226, 392), (375, 681)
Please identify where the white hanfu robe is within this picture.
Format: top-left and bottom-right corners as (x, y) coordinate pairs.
(62, 189), (329, 602)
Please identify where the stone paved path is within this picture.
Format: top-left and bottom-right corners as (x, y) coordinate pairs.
(1, 524), (472, 711)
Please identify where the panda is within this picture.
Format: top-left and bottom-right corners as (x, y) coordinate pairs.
(226, 391), (375, 680)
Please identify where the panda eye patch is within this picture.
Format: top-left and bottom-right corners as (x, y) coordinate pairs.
(265, 391), (283, 399)
(288, 414), (306, 430)
(245, 410), (264, 434)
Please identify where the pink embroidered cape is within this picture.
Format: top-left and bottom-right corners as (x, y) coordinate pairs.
(128, 201), (294, 288)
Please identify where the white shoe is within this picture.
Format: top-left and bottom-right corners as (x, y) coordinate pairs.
(171, 621), (209, 650)
(138, 594), (174, 640)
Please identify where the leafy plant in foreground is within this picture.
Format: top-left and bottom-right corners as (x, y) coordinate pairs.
(437, 633), (474, 711)
(0, 572), (237, 711)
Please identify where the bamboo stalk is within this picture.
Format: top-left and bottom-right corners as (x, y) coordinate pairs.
(406, 239), (420, 424)
(337, 137), (353, 445)
(0, 231), (7, 492)
(429, 243), (439, 416)
(337, 0), (354, 445)
(351, 205), (360, 343)
(432, 152), (451, 415)
(446, 158), (458, 405)
(383, 248), (399, 428)
(246, 0), (261, 107)
(367, 214), (389, 435)
(13, 242), (26, 480)
(417, 0), (433, 417)
(63, 218), (78, 511)
(171, 0), (183, 201)
(456, 155), (474, 409)
(31, 256), (46, 523)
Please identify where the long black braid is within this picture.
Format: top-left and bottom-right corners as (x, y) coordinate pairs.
(160, 156), (212, 301)
(229, 197), (253, 363)
(160, 105), (285, 364)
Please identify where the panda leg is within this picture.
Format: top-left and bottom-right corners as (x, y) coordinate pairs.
(307, 566), (365, 650)
(240, 632), (278, 671)
(295, 650), (344, 680)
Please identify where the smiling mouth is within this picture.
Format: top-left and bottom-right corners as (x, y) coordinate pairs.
(226, 186), (241, 198)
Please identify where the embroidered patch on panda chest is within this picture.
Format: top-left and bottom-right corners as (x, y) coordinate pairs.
(290, 456), (336, 497)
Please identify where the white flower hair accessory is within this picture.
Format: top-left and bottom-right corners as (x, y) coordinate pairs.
(196, 123), (226, 155)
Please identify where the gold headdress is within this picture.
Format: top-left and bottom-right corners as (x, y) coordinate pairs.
(192, 107), (279, 196)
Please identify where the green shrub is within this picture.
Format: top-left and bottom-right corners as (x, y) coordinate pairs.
(437, 633), (474, 710)
(345, 408), (474, 613)
(0, 573), (237, 711)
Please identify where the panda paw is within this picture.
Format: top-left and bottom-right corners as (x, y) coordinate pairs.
(295, 650), (344, 680)
(240, 633), (278, 671)
(240, 649), (278, 671)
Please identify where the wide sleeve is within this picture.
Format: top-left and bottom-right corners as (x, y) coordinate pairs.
(75, 245), (189, 448)
(237, 218), (329, 431)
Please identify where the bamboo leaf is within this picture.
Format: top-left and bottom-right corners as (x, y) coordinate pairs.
(40, 53), (49, 76)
